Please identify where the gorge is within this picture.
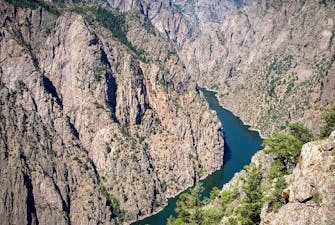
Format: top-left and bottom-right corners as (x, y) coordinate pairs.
(132, 88), (263, 225)
(1, 0), (335, 225)
(0, 1), (225, 224)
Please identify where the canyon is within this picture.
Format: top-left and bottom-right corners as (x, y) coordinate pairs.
(1, 0), (335, 224)
(0, 1), (224, 224)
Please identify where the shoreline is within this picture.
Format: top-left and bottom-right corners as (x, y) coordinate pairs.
(130, 87), (263, 225)
(199, 86), (266, 139)
(128, 164), (224, 224)
(126, 202), (167, 225)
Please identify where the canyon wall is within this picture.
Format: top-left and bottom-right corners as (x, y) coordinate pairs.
(180, 0), (335, 135)
(0, 2), (224, 224)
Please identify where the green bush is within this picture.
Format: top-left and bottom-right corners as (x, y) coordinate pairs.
(268, 160), (287, 180)
(201, 207), (224, 225)
(312, 192), (323, 203)
(86, 7), (128, 44)
(219, 190), (238, 209)
(236, 201), (263, 225)
(242, 165), (262, 200)
(265, 177), (286, 211)
(236, 164), (263, 225)
(263, 132), (302, 165)
(98, 183), (126, 222)
(288, 122), (313, 143)
(168, 183), (205, 225)
(227, 218), (238, 225)
(51, 149), (58, 157)
(319, 104), (335, 138)
(167, 216), (184, 225)
(74, 6), (148, 62)
(262, 123), (313, 212)
(209, 187), (220, 201)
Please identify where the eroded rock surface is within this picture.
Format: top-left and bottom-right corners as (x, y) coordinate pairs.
(261, 132), (335, 225)
(186, 0), (335, 135)
(0, 2), (224, 224)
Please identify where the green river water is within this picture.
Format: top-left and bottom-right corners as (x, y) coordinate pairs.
(132, 88), (263, 225)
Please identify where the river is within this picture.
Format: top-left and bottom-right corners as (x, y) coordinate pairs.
(132, 88), (263, 225)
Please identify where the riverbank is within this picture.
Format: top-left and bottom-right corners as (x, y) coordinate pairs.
(200, 86), (266, 139)
(128, 163), (225, 224)
(132, 88), (263, 225)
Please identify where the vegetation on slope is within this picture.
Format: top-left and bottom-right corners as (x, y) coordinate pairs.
(70, 5), (148, 62)
(5, 0), (148, 62)
(5, 0), (60, 15)
(319, 104), (335, 138)
(167, 182), (227, 225)
(168, 105), (335, 225)
(167, 123), (309, 225)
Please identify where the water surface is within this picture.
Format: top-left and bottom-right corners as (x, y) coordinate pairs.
(132, 88), (262, 225)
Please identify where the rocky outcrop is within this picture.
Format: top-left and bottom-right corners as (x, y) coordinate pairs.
(204, 131), (335, 225)
(0, 2), (224, 224)
(260, 131), (335, 225)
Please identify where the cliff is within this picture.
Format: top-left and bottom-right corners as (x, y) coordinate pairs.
(0, 1), (224, 224)
(180, 0), (335, 135)
(92, 0), (335, 137)
(104, 0), (335, 136)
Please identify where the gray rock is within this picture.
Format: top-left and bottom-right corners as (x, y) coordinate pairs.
(261, 132), (335, 225)
(0, 2), (224, 224)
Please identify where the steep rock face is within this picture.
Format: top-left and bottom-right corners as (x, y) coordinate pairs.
(69, 0), (335, 137)
(61, 0), (243, 47)
(186, 0), (335, 135)
(53, 0), (194, 46)
(99, 0), (335, 136)
(0, 82), (118, 225)
(260, 131), (335, 225)
(0, 2), (224, 224)
(114, 0), (335, 136)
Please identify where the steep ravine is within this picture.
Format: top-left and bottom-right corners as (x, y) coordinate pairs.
(0, 2), (224, 224)
(2, 0), (335, 224)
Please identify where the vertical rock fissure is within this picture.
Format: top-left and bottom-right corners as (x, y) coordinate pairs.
(105, 72), (118, 123)
(135, 100), (143, 125)
(66, 116), (79, 139)
(132, 61), (149, 125)
(100, 47), (119, 123)
(42, 75), (63, 109)
(150, 180), (158, 214)
(23, 173), (39, 225)
(100, 47), (111, 67)
(52, 180), (71, 225)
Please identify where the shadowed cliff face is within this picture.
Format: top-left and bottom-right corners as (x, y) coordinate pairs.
(0, 2), (224, 224)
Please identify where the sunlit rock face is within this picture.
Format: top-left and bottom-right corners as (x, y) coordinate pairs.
(0, 1), (224, 224)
